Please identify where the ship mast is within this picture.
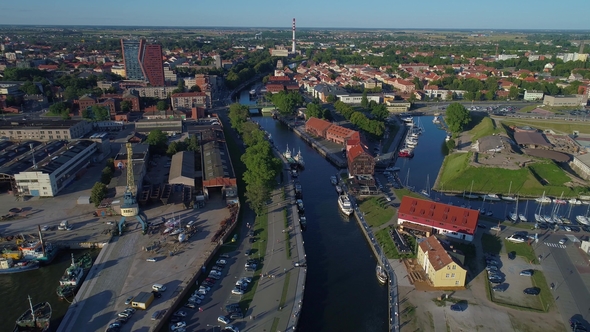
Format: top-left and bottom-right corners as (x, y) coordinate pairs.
(37, 225), (46, 257)
(27, 295), (35, 320)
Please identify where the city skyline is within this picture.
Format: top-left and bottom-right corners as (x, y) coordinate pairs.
(0, 0), (589, 30)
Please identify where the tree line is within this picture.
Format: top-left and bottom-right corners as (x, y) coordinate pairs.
(228, 103), (281, 215)
(333, 101), (385, 137)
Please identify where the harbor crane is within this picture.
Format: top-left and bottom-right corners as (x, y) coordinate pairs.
(118, 143), (147, 235)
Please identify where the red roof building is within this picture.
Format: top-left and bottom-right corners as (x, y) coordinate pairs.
(398, 197), (478, 242)
(305, 117), (332, 137)
(347, 144), (375, 184)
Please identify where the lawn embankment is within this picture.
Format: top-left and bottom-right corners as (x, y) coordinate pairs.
(469, 116), (504, 142)
(436, 152), (586, 197)
(358, 197), (395, 228)
(503, 240), (539, 265)
(375, 228), (400, 259)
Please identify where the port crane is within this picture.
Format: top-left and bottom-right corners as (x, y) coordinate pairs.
(118, 143), (147, 235)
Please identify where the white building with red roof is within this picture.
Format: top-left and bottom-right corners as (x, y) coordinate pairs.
(398, 197), (479, 242)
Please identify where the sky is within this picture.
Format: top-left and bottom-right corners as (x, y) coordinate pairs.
(0, 0), (588, 30)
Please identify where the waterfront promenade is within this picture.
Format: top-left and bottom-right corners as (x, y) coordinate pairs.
(244, 147), (307, 332)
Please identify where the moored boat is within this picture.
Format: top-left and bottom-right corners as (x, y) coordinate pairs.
(335, 185), (343, 195)
(569, 198), (582, 205)
(14, 296), (51, 332)
(56, 253), (92, 299)
(482, 194), (501, 202)
(294, 148), (305, 168)
(553, 198), (567, 205)
(376, 265), (388, 285)
(398, 148), (414, 158)
(576, 215), (590, 225)
(338, 194), (354, 216)
(296, 199), (305, 213)
(0, 258), (39, 275)
(299, 216), (307, 230)
(536, 196), (552, 204)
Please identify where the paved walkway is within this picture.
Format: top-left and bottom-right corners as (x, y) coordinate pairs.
(245, 162), (306, 331)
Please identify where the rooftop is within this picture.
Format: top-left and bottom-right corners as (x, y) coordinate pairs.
(0, 141), (67, 176)
(398, 196), (478, 235)
(418, 236), (455, 271)
(169, 151), (195, 187)
(0, 119), (85, 130)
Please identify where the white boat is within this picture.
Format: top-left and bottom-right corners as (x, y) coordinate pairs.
(569, 198), (582, 205)
(421, 175), (430, 197)
(402, 116), (413, 123)
(178, 233), (187, 243)
(502, 181), (516, 201)
(576, 215), (590, 225)
(284, 144), (292, 159)
(445, 134), (451, 142)
(294, 148), (305, 167)
(376, 265), (388, 285)
(509, 212), (518, 222)
(534, 214), (543, 223)
(335, 185), (343, 194)
(519, 214), (528, 222)
(536, 196), (552, 204)
(338, 195), (354, 216)
(432, 116), (440, 124)
(482, 194), (501, 202)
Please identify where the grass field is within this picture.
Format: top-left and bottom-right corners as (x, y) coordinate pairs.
(435, 152), (586, 197)
(531, 269), (554, 312)
(375, 228), (400, 259)
(498, 118), (590, 135)
(358, 197), (395, 228)
(393, 188), (427, 200)
(503, 240), (539, 265)
(469, 116), (503, 142)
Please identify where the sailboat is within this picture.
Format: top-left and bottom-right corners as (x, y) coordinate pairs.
(465, 180), (479, 199)
(479, 196), (486, 215)
(502, 181), (516, 201)
(509, 196), (519, 222)
(519, 200), (529, 222)
(420, 175), (430, 197)
(576, 204), (590, 226)
(535, 191), (552, 204)
(534, 200), (545, 223)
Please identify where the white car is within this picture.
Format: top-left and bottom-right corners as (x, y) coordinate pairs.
(199, 285), (211, 292)
(559, 238), (568, 245)
(216, 259), (227, 265)
(208, 273), (221, 280)
(192, 293), (205, 300)
(41, 225), (50, 231)
(188, 297), (202, 305)
(218, 316), (231, 325)
(197, 289), (207, 295)
(231, 288), (244, 295)
(210, 270), (222, 276)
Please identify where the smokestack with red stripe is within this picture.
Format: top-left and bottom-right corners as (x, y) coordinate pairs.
(292, 18), (296, 54)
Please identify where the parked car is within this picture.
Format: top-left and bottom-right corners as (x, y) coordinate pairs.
(173, 311), (187, 317)
(225, 303), (240, 313)
(230, 311), (243, 319)
(216, 259), (227, 265)
(184, 303), (196, 309)
(124, 296), (134, 305)
(559, 238), (568, 245)
(218, 316), (231, 324)
(523, 287), (541, 295)
(508, 251), (516, 260)
(117, 312), (130, 318)
(489, 276), (504, 284)
(492, 285), (506, 292)
(486, 265), (498, 271)
(450, 303), (466, 312)
(152, 290), (162, 298)
(199, 285), (211, 292)
(231, 288), (244, 295)
(519, 269), (534, 276)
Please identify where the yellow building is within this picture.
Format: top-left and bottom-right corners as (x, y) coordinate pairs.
(417, 236), (467, 288)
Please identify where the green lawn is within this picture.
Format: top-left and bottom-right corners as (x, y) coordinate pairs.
(435, 152), (586, 197)
(503, 240), (539, 265)
(498, 118), (590, 135)
(469, 117), (503, 142)
(393, 188), (426, 200)
(531, 269), (554, 312)
(517, 105), (538, 113)
(375, 228), (400, 259)
(481, 234), (502, 254)
(358, 197), (395, 228)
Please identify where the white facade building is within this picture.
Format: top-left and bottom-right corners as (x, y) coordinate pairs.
(524, 90), (544, 101)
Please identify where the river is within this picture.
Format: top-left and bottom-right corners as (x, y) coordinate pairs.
(0, 250), (97, 332)
(252, 113), (388, 332)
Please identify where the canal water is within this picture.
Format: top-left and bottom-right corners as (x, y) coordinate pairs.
(252, 115), (388, 332)
(394, 115), (590, 223)
(0, 250), (96, 332)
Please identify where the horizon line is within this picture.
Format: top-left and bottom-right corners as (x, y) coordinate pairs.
(0, 24), (588, 32)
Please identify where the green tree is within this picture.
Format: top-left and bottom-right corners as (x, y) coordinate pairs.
(361, 90), (369, 109)
(19, 81), (41, 95)
(157, 100), (168, 111)
(508, 86), (519, 99)
(445, 102), (471, 133)
(146, 129), (168, 155)
(305, 102), (322, 119)
(228, 103), (249, 133)
(185, 134), (199, 152)
(371, 104), (389, 121)
(120, 100), (132, 113)
(91, 105), (110, 121)
(326, 95), (337, 103)
(90, 182), (108, 207)
(101, 166), (113, 184)
(106, 158), (115, 173)
(485, 90), (495, 101)
(189, 85), (201, 92)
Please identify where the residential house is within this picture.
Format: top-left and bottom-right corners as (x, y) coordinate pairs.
(417, 236), (467, 288)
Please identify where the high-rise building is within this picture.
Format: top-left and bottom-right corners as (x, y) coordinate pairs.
(121, 39), (165, 86)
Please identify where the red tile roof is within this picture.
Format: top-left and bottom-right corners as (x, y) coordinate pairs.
(398, 197), (478, 235)
(418, 236), (454, 271)
(347, 143), (368, 163)
(305, 117), (332, 133)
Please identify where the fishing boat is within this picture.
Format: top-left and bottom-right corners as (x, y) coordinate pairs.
(330, 175), (338, 185)
(296, 199), (305, 213)
(283, 145), (296, 164)
(294, 148), (305, 168)
(0, 258), (39, 275)
(13, 296), (51, 332)
(338, 194), (354, 216)
(291, 169), (298, 178)
(376, 265), (388, 285)
(56, 253), (92, 299)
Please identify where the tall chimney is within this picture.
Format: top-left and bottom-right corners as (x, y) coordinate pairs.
(292, 18), (296, 54)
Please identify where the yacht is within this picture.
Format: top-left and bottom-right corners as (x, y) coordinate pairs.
(482, 194), (501, 202)
(338, 195), (354, 216)
(376, 265), (388, 285)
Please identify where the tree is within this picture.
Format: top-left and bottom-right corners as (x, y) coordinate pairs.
(228, 103), (250, 133)
(91, 105), (110, 121)
(121, 100), (132, 113)
(445, 102), (471, 133)
(146, 129), (168, 155)
(361, 90), (369, 109)
(101, 166), (113, 184)
(189, 85), (201, 92)
(371, 104), (389, 121)
(157, 100), (168, 111)
(326, 94), (337, 103)
(508, 86), (519, 99)
(90, 182), (107, 207)
(485, 90), (495, 101)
